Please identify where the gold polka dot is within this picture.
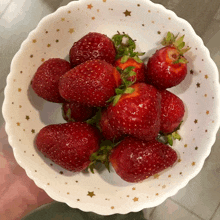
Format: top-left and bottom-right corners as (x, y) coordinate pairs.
(16, 122), (20, 126)
(133, 197), (138, 202)
(32, 39), (37, 43)
(41, 58), (45, 62)
(56, 29), (60, 32)
(168, 17), (171, 20)
(168, 175), (171, 178)
(192, 162), (196, 166)
(148, 10), (151, 12)
(156, 193), (159, 196)
(67, 192), (70, 195)
(87, 4), (93, 9)
(205, 75), (208, 79)
(206, 110), (209, 115)
(61, 18), (65, 21)
(103, 0), (106, 2)
(154, 173), (160, 179)
(162, 185), (166, 189)
(69, 28), (74, 34)
(178, 159), (182, 162)
(184, 144), (187, 148)
(47, 183), (50, 185)
(132, 187), (136, 190)
(68, 10), (71, 13)
(47, 44), (51, 47)
(111, 206), (114, 209)
(92, 17), (95, 20)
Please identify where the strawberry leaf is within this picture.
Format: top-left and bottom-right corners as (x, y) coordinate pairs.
(113, 94), (122, 106)
(133, 55), (143, 63)
(124, 87), (135, 94)
(121, 55), (130, 63)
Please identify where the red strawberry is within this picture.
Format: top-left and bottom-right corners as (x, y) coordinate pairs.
(145, 32), (190, 90)
(99, 109), (124, 142)
(69, 32), (116, 67)
(109, 137), (178, 183)
(62, 101), (97, 122)
(160, 90), (185, 134)
(105, 83), (161, 142)
(115, 57), (146, 83)
(36, 122), (100, 172)
(59, 59), (121, 107)
(31, 58), (71, 103)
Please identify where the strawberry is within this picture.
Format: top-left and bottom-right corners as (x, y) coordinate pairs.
(105, 83), (161, 142)
(69, 32), (116, 67)
(36, 122), (101, 172)
(62, 101), (97, 122)
(160, 90), (185, 134)
(115, 57), (146, 83)
(59, 59), (121, 107)
(145, 32), (190, 90)
(109, 137), (178, 183)
(31, 58), (71, 103)
(99, 109), (124, 142)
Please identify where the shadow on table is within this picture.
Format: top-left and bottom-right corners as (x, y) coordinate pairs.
(22, 202), (147, 220)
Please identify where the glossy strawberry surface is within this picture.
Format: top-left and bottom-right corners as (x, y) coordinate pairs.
(145, 46), (187, 90)
(160, 90), (185, 134)
(59, 59), (121, 107)
(36, 122), (100, 172)
(106, 83), (161, 141)
(110, 137), (178, 183)
(69, 32), (116, 67)
(31, 58), (71, 103)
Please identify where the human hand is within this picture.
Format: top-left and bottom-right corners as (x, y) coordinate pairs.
(0, 124), (53, 220)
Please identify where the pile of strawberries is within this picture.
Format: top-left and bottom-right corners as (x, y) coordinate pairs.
(32, 31), (190, 183)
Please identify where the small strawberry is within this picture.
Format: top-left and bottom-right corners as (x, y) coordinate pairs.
(99, 109), (124, 142)
(145, 32), (190, 90)
(62, 101), (97, 122)
(109, 137), (178, 183)
(36, 122), (101, 172)
(115, 57), (146, 83)
(159, 90), (185, 146)
(105, 83), (161, 142)
(59, 59), (121, 107)
(31, 58), (71, 103)
(69, 32), (116, 67)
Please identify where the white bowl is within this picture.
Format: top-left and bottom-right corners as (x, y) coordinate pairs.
(2, 0), (220, 215)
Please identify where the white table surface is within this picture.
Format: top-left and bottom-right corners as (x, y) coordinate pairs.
(1, 0), (220, 219)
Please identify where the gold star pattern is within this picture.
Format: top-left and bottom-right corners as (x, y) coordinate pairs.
(56, 29), (60, 32)
(133, 197), (138, 202)
(25, 116), (30, 120)
(87, 4), (93, 9)
(190, 69), (194, 74)
(153, 173), (160, 179)
(184, 144), (187, 148)
(194, 119), (198, 124)
(123, 10), (131, 17)
(206, 110), (209, 115)
(16, 122), (21, 126)
(31, 129), (35, 134)
(68, 28), (74, 34)
(18, 88), (22, 92)
(192, 162), (196, 166)
(87, 191), (95, 198)
(41, 58), (45, 62)
(196, 82), (200, 88)
(61, 18), (65, 21)
(205, 75), (208, 79)
(92, 17), (95, 20)
(47, 44), (51, 47)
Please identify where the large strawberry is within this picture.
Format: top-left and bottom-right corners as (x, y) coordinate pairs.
(62, 101), (97, 122)
(109, 137), (178, 183)
(69, 32), (116, 67)
(36, 122), (101, 172)
(145, 32), (190, 90)
(105, 83), (161, 142)
(59, 59), (121, 107)
(31, 58), (71, 103)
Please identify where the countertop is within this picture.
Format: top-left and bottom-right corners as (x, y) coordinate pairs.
(1, 0), (220, 219)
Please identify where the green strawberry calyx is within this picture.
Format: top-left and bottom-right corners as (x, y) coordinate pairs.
(158, 121), (183, 146)
(161, 32), (191, 64)
(88, 140), (115, 173)
(112, 32), (145, 63)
